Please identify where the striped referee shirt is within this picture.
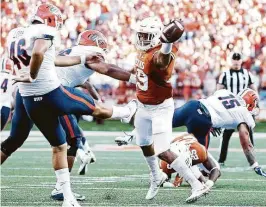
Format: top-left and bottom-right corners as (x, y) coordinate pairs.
(218, 68), (255, 95)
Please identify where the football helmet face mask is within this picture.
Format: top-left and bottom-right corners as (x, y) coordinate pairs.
(238, 89), (260, 116)
(134, 16), (163, 51)
(30, 3), (63, 30)
(76, 30), (108, 52)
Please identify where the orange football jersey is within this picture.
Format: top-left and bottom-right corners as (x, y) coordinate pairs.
(160, 135), (208, 175)
(135, 44), (178, 105)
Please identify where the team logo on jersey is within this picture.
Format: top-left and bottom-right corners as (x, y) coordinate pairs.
(34, 97), (43, 102)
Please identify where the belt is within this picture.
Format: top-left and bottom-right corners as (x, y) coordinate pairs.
(199, 102), (211, 118)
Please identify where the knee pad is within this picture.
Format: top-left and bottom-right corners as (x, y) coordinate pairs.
(1, 136), (25, 157)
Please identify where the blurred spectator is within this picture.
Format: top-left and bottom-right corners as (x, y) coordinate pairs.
(1, 0), (266, 106)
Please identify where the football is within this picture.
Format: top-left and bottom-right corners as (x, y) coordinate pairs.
(160, 19), (184, 43)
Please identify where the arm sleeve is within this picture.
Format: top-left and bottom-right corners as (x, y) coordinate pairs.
(245, 112), (256, 129)
(218, 72), (226, 86)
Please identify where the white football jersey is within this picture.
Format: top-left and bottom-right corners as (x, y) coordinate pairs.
(0, 58), (15, 109)
(6, 24), (60, 96)
(199, 89), (255, 129)
(56, 45), (105, 87)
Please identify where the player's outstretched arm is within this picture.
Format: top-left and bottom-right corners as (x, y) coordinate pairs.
(153, 19), (184, 69)
(152, 48), (173, 69)
(55, 53), (102, 67)
(86, 61), (136, 83)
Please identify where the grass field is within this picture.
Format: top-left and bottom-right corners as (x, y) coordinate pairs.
(3, 120), (266, 132)
(1, 130), (266, 207)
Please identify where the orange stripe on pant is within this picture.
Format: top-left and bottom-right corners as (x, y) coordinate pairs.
(61, 86), (95, 111)
(63, 115), (75, 138)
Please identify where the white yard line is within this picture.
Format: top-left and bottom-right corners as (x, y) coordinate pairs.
(2, 174), (266, 182)
(1, 131), (266, 139)
(11, 146), (266, 152)
(1, 185), (266, 194)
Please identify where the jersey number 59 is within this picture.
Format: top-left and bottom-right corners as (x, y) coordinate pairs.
(136, 69), (148, 91)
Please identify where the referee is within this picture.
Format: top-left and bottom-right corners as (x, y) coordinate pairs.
(217, 52), (257, 165)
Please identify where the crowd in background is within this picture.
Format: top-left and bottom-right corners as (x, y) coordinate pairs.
(1, 0), (266, 105)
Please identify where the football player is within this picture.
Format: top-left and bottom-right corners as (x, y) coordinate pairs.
(1, 4), (136, 207)
(116, 89), (266, 178)
(52, 29), (137, 201)
(160, 133), (221, 189)
(0, 57), (15, 131)
(127, 17), (209, 203)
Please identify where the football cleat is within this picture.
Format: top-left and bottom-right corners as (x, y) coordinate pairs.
(254, 167), (266, 178)
(145, 172), (168, 200)
(185, 185), (210, 203)
(62, 199), (81, 207)
(51, 188), (85, 201)
(121, 99), (137, 124)
(115, 132), (135, 146)
(78, 152), (92, 175)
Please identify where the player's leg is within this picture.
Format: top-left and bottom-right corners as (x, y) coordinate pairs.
(202, 152), (221, 188)
(218, 129), (234, 165)
(50, 115), (86, 201)
(1, 91), (33, 164)
(59, 115), (84, 172)
(1, 106), (11, 131)
(134, 106), (167, 200)
(156, 134), (209, 203)
(155, 102), (209, 203)
(59, 86), (136, 121)
(22, 95), (79, 205)
(181, 101), (213, 149)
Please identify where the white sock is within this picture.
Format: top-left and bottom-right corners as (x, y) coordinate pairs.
(170, 156), (203, 190)
(55, 168), (74, 200)
(55, 180), (61, 191)
(251, 162), (259, 168)
(145, 155), (161, 180)
(131, 128), (137, 136)
(190, 165), (202, 179)
(111, 106), (130, 119)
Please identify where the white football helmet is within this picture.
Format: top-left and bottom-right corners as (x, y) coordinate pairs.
(134, 16), (163, 51)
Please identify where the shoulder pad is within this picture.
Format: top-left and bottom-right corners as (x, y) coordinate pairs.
(28, 24), (57, 40)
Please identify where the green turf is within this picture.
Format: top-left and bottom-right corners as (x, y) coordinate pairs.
(1, 132), (266, 206)
(3, 120), (266, 132)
